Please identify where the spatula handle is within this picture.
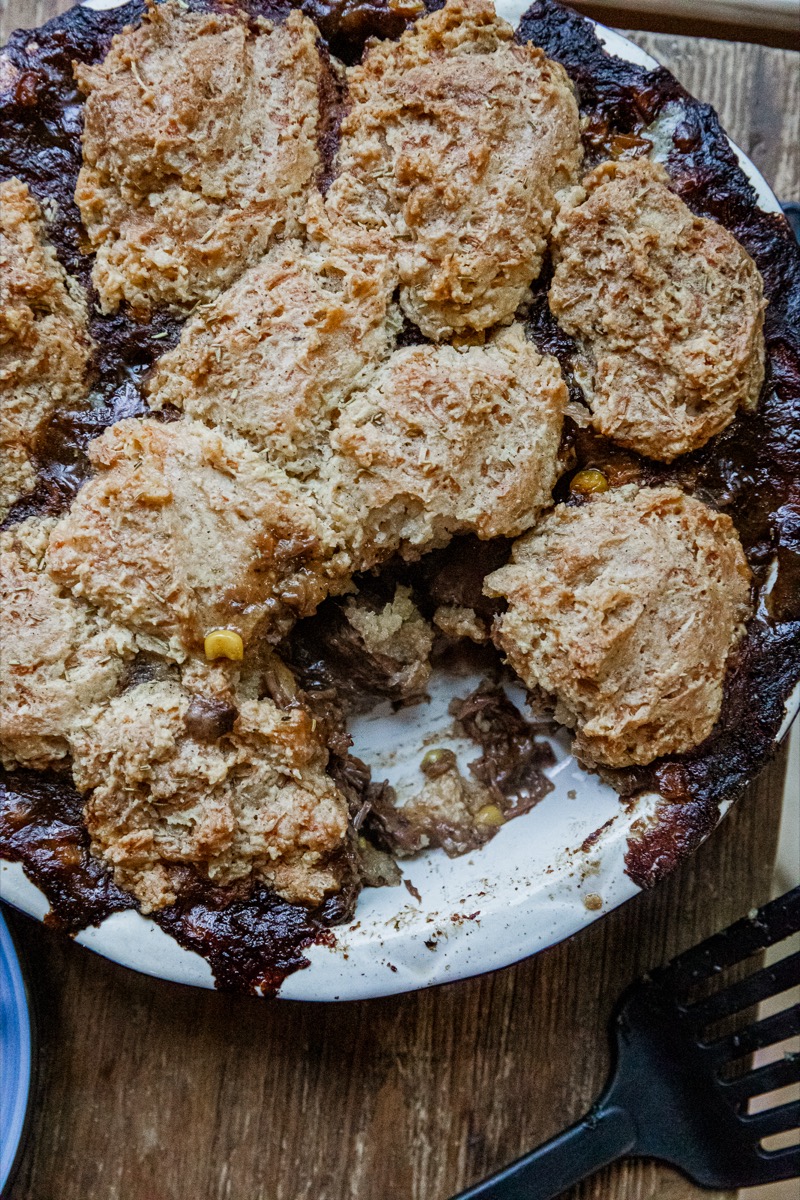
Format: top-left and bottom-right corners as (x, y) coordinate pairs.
(453, 1103), (637, 1200)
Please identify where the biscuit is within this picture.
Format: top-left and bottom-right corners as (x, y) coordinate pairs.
(549, 160), (765, 462)
(0, 179), (93, 518)
(486, 485), (752, 767)
(76, 2), (324, 313)
(322, 0), (582, 338)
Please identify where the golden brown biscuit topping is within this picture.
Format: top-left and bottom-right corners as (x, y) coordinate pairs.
(549, 160), (765, 462)
(324, 324), (567, 567)
(45, 418), (332, 658)
(147, 239), (400, 476)
(70, 678), (350, 912)
(321, 0), (582, 338)
(75, 1), (324, 313)
(0, 517), (134, 771)
(486, 486), (752, 768)
(0, 178), (93, 519)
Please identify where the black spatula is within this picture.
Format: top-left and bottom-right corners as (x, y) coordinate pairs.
(455, 886), (800, 1199)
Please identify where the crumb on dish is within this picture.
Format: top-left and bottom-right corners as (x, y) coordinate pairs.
(75, 1), (324, 313)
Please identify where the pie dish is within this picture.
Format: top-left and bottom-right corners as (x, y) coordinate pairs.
(1, 0), (798, 999)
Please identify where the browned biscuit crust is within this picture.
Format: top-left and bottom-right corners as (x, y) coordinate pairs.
(71, 677), (350, 912)
(0, 518), (134, 771)
(45, 418), (334, 658)
(549, 160), (765, 462)
(147, 239), (400, 476)
(75, 1), (324, 313)
(321, 0), (582, 339)
(0, 178), (93, 518)
(486, 486), (752, 767)
(324, 324), (567, 567)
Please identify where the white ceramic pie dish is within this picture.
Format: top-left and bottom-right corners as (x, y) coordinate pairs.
(1, 0), (797, 1001)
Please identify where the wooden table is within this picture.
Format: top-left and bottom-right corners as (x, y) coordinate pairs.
(1, 7), (798, 1198)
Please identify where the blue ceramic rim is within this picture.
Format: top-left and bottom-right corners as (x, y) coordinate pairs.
(0, 909), (32, 1195)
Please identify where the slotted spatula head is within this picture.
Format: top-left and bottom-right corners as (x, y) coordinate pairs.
(603, 886), (800, 1188)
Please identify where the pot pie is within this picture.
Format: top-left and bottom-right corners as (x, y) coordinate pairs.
(1, 0), (798, 992)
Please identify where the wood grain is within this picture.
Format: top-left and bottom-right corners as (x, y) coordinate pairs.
(1, 6), (798, 1198)
(0, 0), (59, 40)
(622, 30), (800, 200)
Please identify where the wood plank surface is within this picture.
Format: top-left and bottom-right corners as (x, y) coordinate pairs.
(623, 29), (800, 200)
(1, 6), (798, 1199)
(579, 6), (800, 52)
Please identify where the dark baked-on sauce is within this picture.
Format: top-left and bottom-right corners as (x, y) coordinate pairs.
(1, 0), (798, 991)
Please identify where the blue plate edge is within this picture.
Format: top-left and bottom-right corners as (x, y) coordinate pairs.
(0, 906), (35, 1199)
